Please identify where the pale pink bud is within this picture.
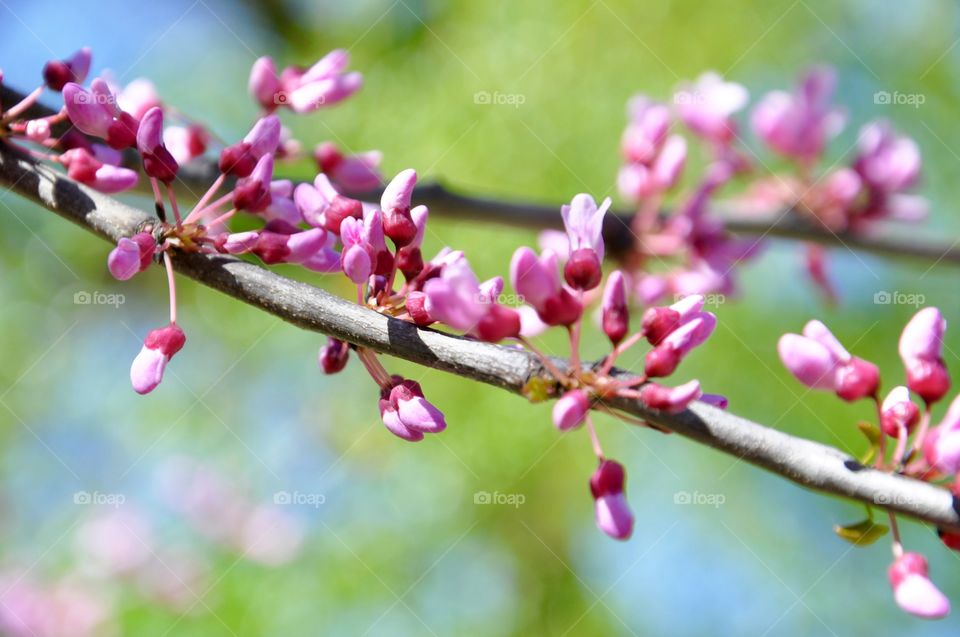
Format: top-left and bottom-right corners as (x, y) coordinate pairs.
(130, 324), (186, 395)
(552, 390), (589, 431)
(249, 56), (281, 111)
(601, 271), (629, 345)
(590, 460), (633, 540)
(924, 394), (960, 475)
(888, 552), (950, 619)
(880, 386), (920, 437)
(639, 379), (702, 413)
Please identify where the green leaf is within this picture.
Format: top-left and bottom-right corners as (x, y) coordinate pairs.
(857, 421), (882, 465)
(833, 519), (889, 546)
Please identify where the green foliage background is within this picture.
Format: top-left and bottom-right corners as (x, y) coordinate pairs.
(1, 0), (960, 634)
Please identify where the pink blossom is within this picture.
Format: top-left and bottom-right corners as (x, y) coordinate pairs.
(855, 120), (921, 193)
(621, 96), (671, 163)
(423, 257), (521, 341)
(137, 107), (178, 182)
(43, 47), (91, 91)
(58, 148), (138, 193)
(163, 124), (209, 166)
(639, 379), (702, 413)
(107, 232), (156, 280)
(294, 173), (363, 233)
(233, 153), (274, 212)
(315, 141), (382, 192)
(250, 51), (362, 114)
(339, 216), (373, 284)
(218, 115), (281, 178)
(589, 460), (634, 540)
(561, 193), (610, 290)
(601, 271), (629, 345)
(899, 307), (950, 404)
(381, 168), (419, 246)
(115, 78), (162, 121)
(880, 386), (919, 438)
(923, 394), (960, 475)
(62, 79), (138, 149)
(130, 323), (186, 394)
(888, 552), (950, 619)
(751, 66), (845, 162)
(674, 71), (748, 143)
(553, 390), (589, 431)
(319, 337), (350, 374)
(778, 320), (879, 401)
(379, 378), (446, 441)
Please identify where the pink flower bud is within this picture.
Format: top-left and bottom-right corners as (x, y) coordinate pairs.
(43, 47), (91, 91)
(888, 552), (950, 619)
(315, 142), (382, 192)
(563, 248), (602, 291)
(601, 271), (629, 345)
(589, 460), (633, 540)
(381, 169), (419, 247)
(24, 118), (51, 143)
(924, 394), (960, 475)
(137, 107), (179, 183)
(249, 56), (281, 111)
(318, 338), (350, 374)
(233, 154), (274, 212)
(473, 304), (521, 343)
(130, 324), (186, 395)
(834, 356), (880, 402)
(552, 390), (589, 431)
(163, 124), (209, 166)
(674, 72), (748, 143)
(880, 386), (920, 437)
(392, 381), (447, 433)
(700, 393), (729, 409)
(778, 333), (839, 390)
(510, 247), (559, 311)
(220, 231), (260, 254)
(639, 380), (702, 413)
(405, 291), (433, 326)
(59, 147), (139, 194)
(900, 308), (950, 404)
(340, 217), (373, 284)
(108, 233), (157, 281)
(538, 287), (583, 327)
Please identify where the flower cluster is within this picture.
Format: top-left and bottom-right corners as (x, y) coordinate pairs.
(779, 307), (954, 619)
(609, 66), (926, 305)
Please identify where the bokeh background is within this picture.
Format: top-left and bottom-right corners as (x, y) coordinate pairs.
(1, 0), (960, 635)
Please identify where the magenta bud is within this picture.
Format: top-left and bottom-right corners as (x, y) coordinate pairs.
(405, 291), (433, 326)
(474, 304), (522, 343)
(641, 307), (681, 346)
(601, 271), (629, 345)
(563, 248), (602, 291)
(835, 357), (880, 402)
(644, 345), (680, 378)
(318, 338), (350, 374)
(538, 288), (583, 326)
(130, 323), (186, 395)
(589, 459), (633, 540)
(639, 380), (701, 413)
(553, 390), (590, 431)
(880, 386), (919, 437)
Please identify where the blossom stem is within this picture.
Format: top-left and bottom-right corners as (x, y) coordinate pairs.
(184, 192), (232, 225)
(163, 251), (178, 324)
(600, 331), (645, 377)
(584, 413), (604, 458)
(149, 177), (167, 222)
(911, 406), (932, 457)
(872, 394), (887, 469)
(888, 511), (903, 559)
(1, 85), (43, 123)
(166, 183), (182, 226)
(184, 173), (226, 224)
(892, 425), (909, 470)
(357, 347), (392, 388)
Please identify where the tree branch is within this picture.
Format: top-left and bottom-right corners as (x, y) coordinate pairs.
(2, 142), (957, 533)
(4, 83), (958, 265)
